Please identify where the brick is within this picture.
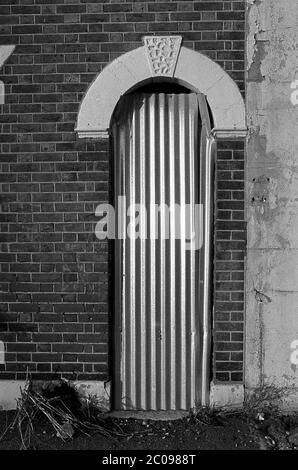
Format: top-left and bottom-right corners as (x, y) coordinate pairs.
(148, 3), (177, 12)
(216, 362), (243, 371)
(103, 4), (132, 13)
(13, 5), (41, 15)
(217, 11), (245, 21)
(56, 5), (86, 14)
(194, 2), (224, 10)
(194, 21), (223, 31)
(103, 23), (134, 32)
(7, 343), (36, 352)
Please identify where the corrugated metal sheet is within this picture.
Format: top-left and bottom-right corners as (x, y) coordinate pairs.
(112, 92), (214, 410)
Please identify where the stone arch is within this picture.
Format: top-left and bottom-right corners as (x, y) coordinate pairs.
(0, 45), (15, 105)
(76, 37), (246, 139)
(0, 45), (15, 69)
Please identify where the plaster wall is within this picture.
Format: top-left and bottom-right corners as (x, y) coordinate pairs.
(246, 0), (298, 409)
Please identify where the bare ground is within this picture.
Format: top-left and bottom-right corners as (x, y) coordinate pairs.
(0, 408), (297, 451)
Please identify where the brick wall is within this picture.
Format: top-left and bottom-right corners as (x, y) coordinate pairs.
(0, 1), (245, 385)
(215, 140), (245, 382)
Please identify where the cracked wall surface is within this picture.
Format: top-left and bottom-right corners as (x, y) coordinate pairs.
(246, 0), (298, 408)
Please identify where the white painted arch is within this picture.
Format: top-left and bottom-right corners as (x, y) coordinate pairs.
(76, 44), (246, 139)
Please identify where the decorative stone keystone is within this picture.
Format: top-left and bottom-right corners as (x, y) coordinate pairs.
(143, 36), (182, 77)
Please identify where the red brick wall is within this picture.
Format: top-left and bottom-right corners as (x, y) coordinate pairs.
(0, 1), (245, 384)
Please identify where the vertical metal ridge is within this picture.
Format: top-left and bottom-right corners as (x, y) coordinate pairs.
(178, 94), (186, 410)
(159, 93), (166, 410)
(149, 94), (157, 410)
(139, 96), (146, 409)
(192, 94), (201, 407)
(168, 94), (176, 410)
(189, 95), (196, 407)
(120, 114), (127, 408)
(129, 99), (136, 408)
(112, 116), (122, 408)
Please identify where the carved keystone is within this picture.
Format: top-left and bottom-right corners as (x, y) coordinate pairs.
(143, 36), (182, 77)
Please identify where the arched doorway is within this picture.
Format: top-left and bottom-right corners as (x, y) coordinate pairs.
(111, 84), (214, 410)
(76, 37), (246, 410)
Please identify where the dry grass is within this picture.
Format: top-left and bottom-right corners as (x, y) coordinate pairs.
(243, 384), (287, 417)
(0, 379), (126, 450)
(190, 384), (291, 427)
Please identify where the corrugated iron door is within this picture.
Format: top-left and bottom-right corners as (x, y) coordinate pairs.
(112, 92), (214, 410)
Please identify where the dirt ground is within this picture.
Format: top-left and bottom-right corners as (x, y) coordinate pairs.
(0, 408), (297, 451)
(0, 382), (297, 451)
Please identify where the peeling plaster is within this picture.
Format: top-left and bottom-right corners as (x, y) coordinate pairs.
(246, 0), (263, 73)
(247, 41), (268, 82)
(254, 288), (272, 304)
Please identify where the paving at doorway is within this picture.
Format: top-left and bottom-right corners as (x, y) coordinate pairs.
(108, 410), (189, 421)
